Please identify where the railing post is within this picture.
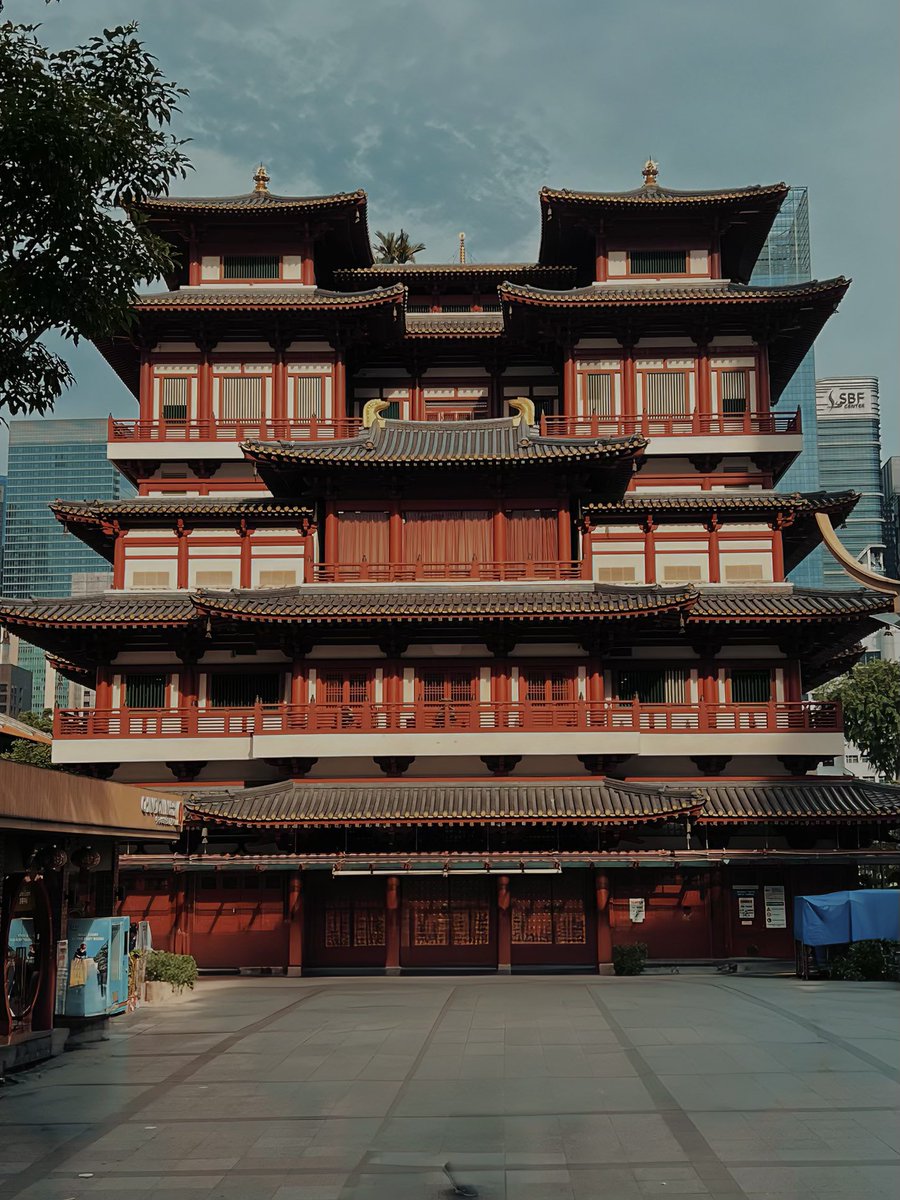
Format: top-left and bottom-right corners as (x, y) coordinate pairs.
(698, 696), (708, 732)
(632, 696), (640, 730)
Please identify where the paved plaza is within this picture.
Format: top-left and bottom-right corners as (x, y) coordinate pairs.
(0, 975), (898, 1200)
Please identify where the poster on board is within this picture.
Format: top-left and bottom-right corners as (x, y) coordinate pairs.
(764, 885), (787, 929)
(629, 898), (646, 923)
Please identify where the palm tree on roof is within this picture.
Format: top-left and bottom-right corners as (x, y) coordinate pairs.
(373, 229), (426, 264)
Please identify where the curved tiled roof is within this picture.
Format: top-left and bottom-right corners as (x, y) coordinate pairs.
(134, 283), (404, 311)
(0, 594), (195, 628)
(540, 182), (789, 208)
(186, 778), (701, 826)
(193, 583), (694, 624)
(499, 278), (849, 308)
(405, 313), (505, 337)
(335, 263), (577, 282)
(183, 775), (900, 827)
(241, 416), (646, 468)
(691, 779), (900, 822)
(587, 490), (859, 520)
(134, 188), (367, 214)
(689, 588), (891, 623)
(52, 498), (314, 523)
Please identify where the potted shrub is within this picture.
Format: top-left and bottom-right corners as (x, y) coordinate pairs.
(143, 950), (199, 1004)
(612, 942), (648, 976)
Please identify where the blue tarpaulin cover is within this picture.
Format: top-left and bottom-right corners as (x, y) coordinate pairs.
(793, 889), (900, 947)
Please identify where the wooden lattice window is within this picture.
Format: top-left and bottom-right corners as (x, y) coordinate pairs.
(629, 249), (687, 274)
(220, 376), (262, 421)
(512, 877), (587, 945)
(124, 673), (166, 708)
(222, 254), (279, 280)
(319, 671), (370, 706)
(720, 369), (748, 415)
(644, 371), (687, 417)
(418, 671), (474, 703)
(521, 669), (571, 704)
(730, 669), (771, 704)
(616, 668), (686, 704)
(161, 376), (189, 422)
(207, 673), (282, 707)
(294, 375), (323, 419)
(583, 372), (613, 416)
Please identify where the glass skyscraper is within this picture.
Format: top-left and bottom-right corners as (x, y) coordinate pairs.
(815, 378), (885, 589)
(751, 186), (823, 586)
(2, 419), (133, 709)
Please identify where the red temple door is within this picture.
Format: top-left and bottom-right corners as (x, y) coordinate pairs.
(304, 875), (387, 968)
(190, 873), (287, 970)
(510, 873), (595, 968)
(400, 877), (496, 968)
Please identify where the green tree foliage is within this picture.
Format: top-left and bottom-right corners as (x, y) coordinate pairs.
(0, 708), (56, 770)
(816, 659), (900, 781)
(0, 10), (190, 414)
(373, 230), (426, 264)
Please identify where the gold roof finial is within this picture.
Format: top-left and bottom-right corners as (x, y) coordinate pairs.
(253, 163), (270, 193)
(642, 157), (659, 187)
(458, 231), (466, 264)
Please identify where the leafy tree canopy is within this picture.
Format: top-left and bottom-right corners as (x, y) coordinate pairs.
(373, 229), (425, 264)
(0, 708), (55, 769)
(0, 8), (190, 415)
(816, 658), (900, 781)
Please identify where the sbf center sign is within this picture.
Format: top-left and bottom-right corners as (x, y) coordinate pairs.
(815, 378), (879, 420)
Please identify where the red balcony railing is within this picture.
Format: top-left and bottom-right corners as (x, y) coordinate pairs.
(539, 412), (802, 438)
(312, 560), (585, 583)
(107, 410), (801, 445)
(107, 417), (364, 443)
(54, 699), (841, 740)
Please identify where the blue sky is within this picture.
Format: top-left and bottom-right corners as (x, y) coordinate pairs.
(4, 0), (899, 463)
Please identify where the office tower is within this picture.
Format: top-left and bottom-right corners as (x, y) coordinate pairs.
(881, 456), (900, 578)
(816, 378), (885, 588)
(752, 187), (822, 585)
(2, 419), (133, 709)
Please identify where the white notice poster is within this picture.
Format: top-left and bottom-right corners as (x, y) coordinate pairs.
(738, 896), (755, 920)
(629, 898), (646, 924)
(764, 885), (786, 929)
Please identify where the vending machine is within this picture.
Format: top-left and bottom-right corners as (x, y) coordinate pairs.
(62, 917), (131, 1017)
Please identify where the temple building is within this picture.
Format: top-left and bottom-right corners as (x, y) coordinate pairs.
(3, 160), (899, 974)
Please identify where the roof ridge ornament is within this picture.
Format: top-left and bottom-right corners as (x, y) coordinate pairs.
(642, 157), (659, 188)
(253, 163), (270, 193)
(507, 396), (536, 427)
(362, 397), (390, 428)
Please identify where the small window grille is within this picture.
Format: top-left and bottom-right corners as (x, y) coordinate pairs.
(161, 377), (189, 422)
(406, 303), (432, 313)
(662, 563), (704, 582)
(522, 670), (570, 704)
(208, 673), (282, 707)
(258, 569), (297, 588)
(722, 562), (765, 582)
(595, 565), (637, 583)
(194, 570), (235, 588)
(629, 249), (687, 274)
(220, 376), (262, 421)
(125, 674), (166, 708)
(644, 371), (687, 417)
(730, 669), (771, 703)
(583, 372), (613, 416)
(720, 369), (748, 415)
(222, 254), (279, 280)
(321, 672), (369, 705)
(294, 376), (323, 419)
(441, 304), (471, 313)
(420, 672), (472, 703)
(480, 302), (502, 312)
(616, 668), (686, 704)
(131, 570), (173, 590)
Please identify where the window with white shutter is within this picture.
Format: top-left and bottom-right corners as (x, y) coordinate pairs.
(295, 375), (323, 419)
(720, 369), (748, 415)
(616, 668), (686, 704)
(222, 254), (279, 280)
(644, 372), (687, 417)
(161, 377), (189, 422)
(220, 376), (262, 422)
(583, 372), (612, 416)
(629, 249), (687, 275)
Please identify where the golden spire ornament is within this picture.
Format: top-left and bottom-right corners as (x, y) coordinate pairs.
(253, 164), (270, 193)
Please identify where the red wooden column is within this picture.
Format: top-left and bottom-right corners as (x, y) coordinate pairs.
(707, 516), (721, 584)
(286, 871), (303, 977)
(595, 869), (613, 974)
(557, 505), (572, 566)
(695, 342), (711, 431)
(175, 522), (189, 589)
(594, 232), (608, 282)
(324, 503), (338, 565)
(188, 224), (201, 286)
(588, 659), (604, 705)
(173, 872), (192, 956)
(112, 530), (125, 589)
(562, 343), (577, 417)
(238, 522), (252, 588)
(388, 498), (402, 566)
(290, 658), (307, 706)
(198, 353), (213, 432)
(139, 353), (152, 422)
(621, 344), (636, 431)
(492, 500), (507, 564)
(95, 668), (113, 710)
(272, 351), (287, 431)
(771, 520), (785, 582)
(756, 343), (771, 414)
(333, 349), (347, 420)
(385, 876), (401, 975)
(708, 865), (732, 958)
(643, 517), (657, 584)
(300, 234), (315, 286)
(497, 875), (512, 974)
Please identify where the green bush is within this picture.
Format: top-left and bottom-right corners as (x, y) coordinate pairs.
(613, 942), (648, 976)
(145, 950), (198, 992)
(830, 940), (898, 982)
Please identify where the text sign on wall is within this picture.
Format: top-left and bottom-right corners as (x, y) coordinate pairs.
(815, 381), (879, 419)
(764, 885), (787, 929)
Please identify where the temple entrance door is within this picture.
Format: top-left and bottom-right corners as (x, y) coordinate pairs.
(610, 871), (711, 959)
(509, 873), (595, 969)
(304, 875), (387, 969)
(190, 873), (286, 970)
(400, 877), (495, 968)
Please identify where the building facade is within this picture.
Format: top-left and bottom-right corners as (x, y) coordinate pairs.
(751, 187), (822, 586)
(1, 420), (133, 709)
(816, 377), (885, 588)
(881, 456), (900, 578)
(2, 162), (899, 973)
